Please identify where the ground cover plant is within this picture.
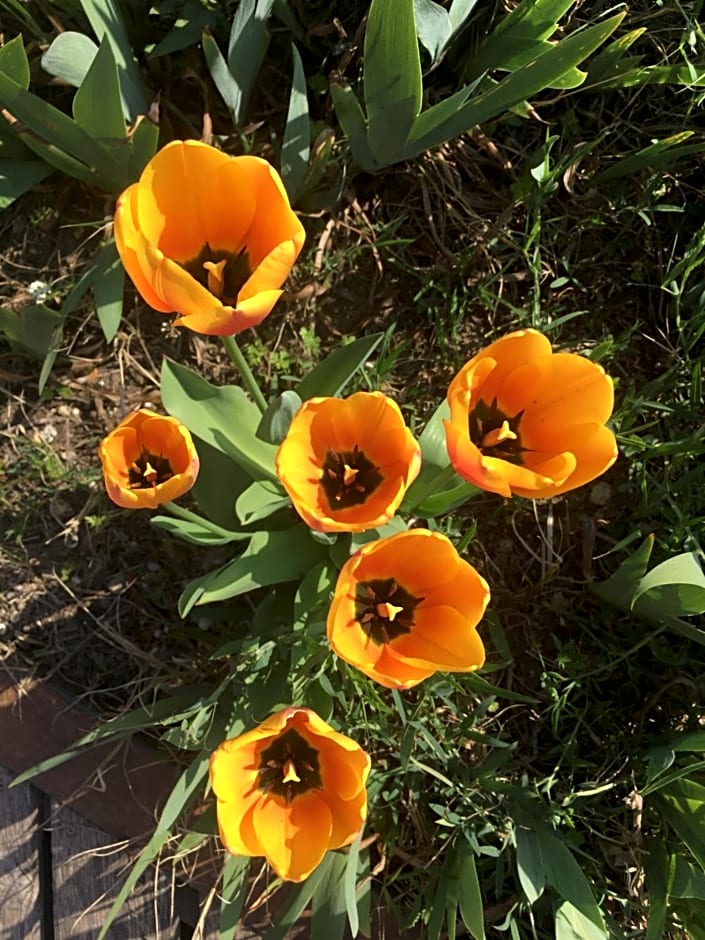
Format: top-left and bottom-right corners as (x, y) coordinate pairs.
(2, 1), (705, 938)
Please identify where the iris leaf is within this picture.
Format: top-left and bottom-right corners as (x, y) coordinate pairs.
(41, 31), (99, 89)
(92, 238), (124, 342)
(219, 855), (252, 938)
(295, 332), (384, 400)
(73, 36), (125, 140)
(281, 43), (310, 201)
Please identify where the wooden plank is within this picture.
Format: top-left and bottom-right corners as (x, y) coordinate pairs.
(50, 802), (179, 940)
(0, 765), (42, 940)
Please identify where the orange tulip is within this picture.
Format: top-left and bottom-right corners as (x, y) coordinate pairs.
(99, 409), (199, 509)
(327, 529), (488, 690)
(209, 707), (370, 882)
(114, 140), (306, 335)
(444, 329), (617, 499)
(275, 392), (421, 533)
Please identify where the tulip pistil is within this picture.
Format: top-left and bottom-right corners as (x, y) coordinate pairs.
(356, 578), (423, 645)
(321, 445), (383, 510)
(182, 243), (251, 304)
(258, 728), (322, 804)
(128, 448), (174, 489)
(469, 398), (526, 464)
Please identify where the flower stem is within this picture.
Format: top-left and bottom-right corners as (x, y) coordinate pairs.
(221, 334), (268, 414)
(161, 501), (233, 536)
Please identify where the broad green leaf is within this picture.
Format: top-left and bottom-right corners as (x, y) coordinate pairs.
(457, 840), (485, 940)
(98, 752), (210, 939)
(263, 853), (337, 940)
(178, 526), (328, 614)
(555, 901), (608, 940)
(449, 0), (481, 31)
(0, 34), (30, 87)
(591, 534), (654, 609)
(0, 303), (59, 357)
(202, 30), (241, 118)
(80, 0), (150, 121)
(657, 778), (705, 871)
(534, 826), (605, 930)
(295, 332), (384, 400)
(126, 115), (159, 182)
(404, 13), (625, 159)
(644, 840), (674, 940)
(414, 0), (451, 66)
(281, 44), (310, 201)
(343, 835), (363, 937)
(584, 28), (646, 87)
(73, 36), (125, 139)
(235, 480), (289, 525)
(256, 389), (302, 444)
(671, 855), (705, 900)
(633, 551), (705, 617)
(160, 358), (278, 482)
(0, 159), (51, 210)
(311, 851), (349, 940)
(515, 827), (545, 904)
(41, 31), (99, 89)
(226, 0), (276, 122)
(92, 238), (124, 342)
(293, 561), (336, 627)
(364, 0), (423, 165)
(151, 515), (249, 546)
(330, 83), (376, 170)
(148, 2), (217, 58)
(191, 436), (250, 529)
(219, 855), (252, 938)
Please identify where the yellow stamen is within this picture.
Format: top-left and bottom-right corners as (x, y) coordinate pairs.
(282, 759), (300, 784)
(376, 602), (404, 622)
(481, 420), (517, 450)
(342, 464), (359, 487)
(203, 259), (227, 298)
(143, 460), (159, 485)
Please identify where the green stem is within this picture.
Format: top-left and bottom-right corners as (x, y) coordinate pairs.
(221, 334), (268, 414)
(161, 501), (231, 535)
(404, 463), (460, 511)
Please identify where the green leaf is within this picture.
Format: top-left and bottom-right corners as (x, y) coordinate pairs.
(178, 526), (328, 614)
(281, 44), (310, 201)
(295, 333), (384, 400)
(584, 28), (647, 87)
(263, 853), (337, 940)
(330, 83), (377, 170)
(73, 36), (125, 139)
(644, 840), (674, 940)
(532, 826), (605, 930)
(671, 855), (705, 900)
(79, 0), (150, 121)
(219, 855), (252, 939)
(191, 436), (250, 529)
(294, 561), (336, 627)
(160, 358), (278, 483)
(554, 900), (608, 940)
(41, 31), (99, 90)
(311, 851), (349, 940)
(0, 159), (51, 210)
(657, 778), (705, 871)
(97, 751), (210, 939)
(364, 0), (423, 166)
(202, 30), (241, 119)
(256, 390), (302, 444)
(633, 551), (705, 617)
(515, 827), (545, 904)
(126, 115), (159, 181)
(343, 835), (363, 937)
(0, 34), (30, 88)
(457, 839), (485, 940)
(591, 534), (655, 610)
(226, 0), (276, 121)
(151, 515), (249, 546)
(235, 480), (290, 526)
(92, 238), (124, 342)
(414, 0), (451, 67)
(0, 303), (59, 357)
(148, 2), (217, 58)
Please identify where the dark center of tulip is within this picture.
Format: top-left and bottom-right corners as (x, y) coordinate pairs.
(128, 448), (174, 489)
(257, 728), (322, 804)
(355, 578), (423, 645)
(469, 397), (527, 464)
(182, 243), (251, 304)
(320, 445), (383, 509)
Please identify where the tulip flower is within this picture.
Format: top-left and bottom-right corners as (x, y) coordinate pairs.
(209, 707), (370, 882)
(327, 529), (488, 689)
(275, 392), (421, 533)
(444, 329), (618, 499)
(99, 409), (199, 509)
(114, 140), (306, 335)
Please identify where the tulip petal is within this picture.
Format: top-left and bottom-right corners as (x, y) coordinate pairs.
(240, 240), (300, 299)
(237, 158), (306, 267)
(454, 329), (552, 405)
(114, 185), (173, 312)
(209, 742), (260, 803)
(322, 788), (368, 849)
(393, 604), (486, 670)
(216, 794), (263, 857)
(499, 353), (614, 433)
(136, 140), (232, 261)
(445, 418), (513, 497)
(373, 646), (436, 689)
(513, 423), (617, 499)
(318, 744), (369, 801)
(355, 530), (459, 592)
(252, 792), (333, 882)
(200, 158), (258, 252)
